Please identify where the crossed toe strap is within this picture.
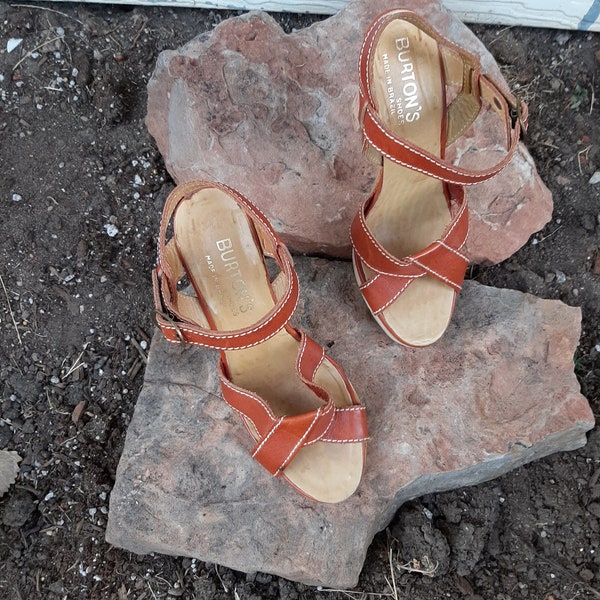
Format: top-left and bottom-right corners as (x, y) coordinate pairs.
(218, 332), (368, 476)
(351, 184), (469, 316)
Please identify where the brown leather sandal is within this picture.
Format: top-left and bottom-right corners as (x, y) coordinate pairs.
(351, 9), (527, 347)
(153, 181), (367, 503)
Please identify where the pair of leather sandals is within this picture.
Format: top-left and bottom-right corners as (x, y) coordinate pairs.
(152, 9), (527, 503)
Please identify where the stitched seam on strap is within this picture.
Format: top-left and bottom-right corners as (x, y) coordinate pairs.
(359, 272), (383, 291)
(296, 335), (324, 383)
(160, 323), (282, 350)
(366, 110), (513, 184)
(355, 209), (406, 271)
(319, 436), (369, 443)
(297, 334), (308, 375)
(251, 417), (284, 459)
(366, 111), (472, 180)
(228, 404), (258, 433)
(373, 277), (413, 314)
(158, 287), (299, 350)
(439, 240), (469, 262)
(354, 209), (426, 277)
(278, 409), (321, 472)
(412, 257), (461, 290)
(311, 349), (325, 382)
(319, 405), (368, 445)
(220, 376), (275, 422)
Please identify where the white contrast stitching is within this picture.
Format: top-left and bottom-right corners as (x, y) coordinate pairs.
(251, 417), (284, 458)
(412, 257), (462, 291)
(220, 375), (275, 421)
(310, 348), (325, 383)
(439, 240), (469, 262)
(373, 278), (413, 314)
(279, 409), (322, 472)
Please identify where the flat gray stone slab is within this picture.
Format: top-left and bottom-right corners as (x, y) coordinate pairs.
(106, 258), (593, 588)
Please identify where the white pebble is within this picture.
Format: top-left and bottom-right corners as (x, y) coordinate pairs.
(7, 38), (22, 53)
(104, 223), (119, 237)
(589, 171), (600, 185)
(12, 193), (22, 202)
(44, 491), (55, 501)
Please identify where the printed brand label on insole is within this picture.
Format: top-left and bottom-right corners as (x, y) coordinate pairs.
(206, 238), (255, 317)
(382, 36), (422, 125)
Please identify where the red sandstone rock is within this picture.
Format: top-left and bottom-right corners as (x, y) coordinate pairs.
(106, 258), (593, 588)
(146, 0), (552, 260)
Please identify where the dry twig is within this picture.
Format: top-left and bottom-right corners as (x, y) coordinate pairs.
(10, 3), (84, 24)
(0, 273), (22, 345)
(13, 34), (64, 71)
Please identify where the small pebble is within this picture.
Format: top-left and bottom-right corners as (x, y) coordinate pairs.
(589, 171), (600, 185)
(555, 271), (567, 283)
(11, 194), (22, 202)
(104, 223), (119, 237)
(7, 38), (22, 53)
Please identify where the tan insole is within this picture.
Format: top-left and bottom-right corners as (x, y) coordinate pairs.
(173, 189), (363, 502)
(364, 20), (455, 346)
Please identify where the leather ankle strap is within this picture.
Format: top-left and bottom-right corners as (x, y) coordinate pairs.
(359, 9), (528, 185)
(153, 181), (300, 351)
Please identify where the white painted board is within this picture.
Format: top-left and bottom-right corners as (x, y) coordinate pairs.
(35, 0), (600, 31)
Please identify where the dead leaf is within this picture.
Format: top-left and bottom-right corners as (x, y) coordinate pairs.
(71, 400), (86, 424)
(0, 450), (21, 496)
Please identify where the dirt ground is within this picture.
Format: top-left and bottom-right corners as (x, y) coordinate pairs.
(0, 2), (599, 599)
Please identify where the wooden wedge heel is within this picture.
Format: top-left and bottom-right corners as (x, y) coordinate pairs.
(351, 9), (527, 347)
(153, 181), (368, 503)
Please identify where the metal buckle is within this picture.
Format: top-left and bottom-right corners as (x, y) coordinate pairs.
(154, 309), (187, 344)
(509, 95), (527, 138)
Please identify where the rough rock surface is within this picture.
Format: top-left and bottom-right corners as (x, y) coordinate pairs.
(106, 258), (593, 588)
(146, 0), (552, 261)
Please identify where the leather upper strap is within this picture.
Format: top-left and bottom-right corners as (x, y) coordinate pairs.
(152, 181), (300, 351)
(359, 9), (528, 185)
(351, 184), (469, 313)
(218, 331), (368, 476)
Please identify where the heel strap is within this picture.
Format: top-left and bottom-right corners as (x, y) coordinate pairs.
(359, 9), (528, 185)
(153, 180), (300, 351)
